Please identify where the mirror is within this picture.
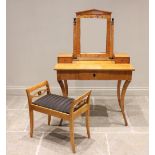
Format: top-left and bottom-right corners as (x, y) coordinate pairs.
(73, 9), (114, 59)
(81, 18), (107, 53)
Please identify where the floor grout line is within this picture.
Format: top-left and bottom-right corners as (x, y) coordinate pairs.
(35, 132), (44, 155)
(7, 108), (148, 111)
(105, 133), (110, 155)
(6, 130), (149, 134)
(7, 109), (28, 111)
(23, 101), (28, 109)
(7, 130), (29, 133)
(24, 120), (29, 132)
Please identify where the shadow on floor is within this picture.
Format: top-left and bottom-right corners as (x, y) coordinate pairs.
(42, 128), (95, 148)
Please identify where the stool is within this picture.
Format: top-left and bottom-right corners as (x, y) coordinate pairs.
(26, 80), (91, 153)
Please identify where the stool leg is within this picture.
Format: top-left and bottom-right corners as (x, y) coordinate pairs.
(69, 119), (75, 153)
(85, 109), (90, 138)
(29, 109), (34, 138)
(48, 115), (51, 125)
(59, 119), (63, 126)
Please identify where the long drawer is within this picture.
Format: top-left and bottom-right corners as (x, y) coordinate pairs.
(57, 70), (132, 80)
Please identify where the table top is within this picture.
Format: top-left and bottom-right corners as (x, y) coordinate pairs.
(54, 61), (135, 71)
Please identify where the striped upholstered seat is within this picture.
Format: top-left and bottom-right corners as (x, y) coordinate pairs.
(33, 94), (77, 114)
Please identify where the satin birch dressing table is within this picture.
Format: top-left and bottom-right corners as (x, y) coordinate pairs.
(54, 9), (135, 126)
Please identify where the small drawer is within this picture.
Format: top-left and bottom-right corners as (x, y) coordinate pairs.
(58, 57), (73, 63)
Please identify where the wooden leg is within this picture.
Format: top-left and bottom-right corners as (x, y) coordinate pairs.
(59, 118), (63, 126)
(117, 80), (122, 109)
(64, 80), (68, 96)
(120, 80), (131, 126)
(58, 80), (68, 126)
(48, 115), (51, 125)
(69, 118), (76, 153)
(85, 109), (90, 138)
(58, 80), (67, 97)
(29, 109), (34, 137)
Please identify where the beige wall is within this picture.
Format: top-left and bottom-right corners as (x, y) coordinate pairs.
(6, 0), (148, 91)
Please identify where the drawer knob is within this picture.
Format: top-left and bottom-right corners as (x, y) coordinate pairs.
(93, 73), (96, 77)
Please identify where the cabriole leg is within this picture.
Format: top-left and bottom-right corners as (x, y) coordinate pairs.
(117, 80), (122, 109)
(119, 80), (131, 126)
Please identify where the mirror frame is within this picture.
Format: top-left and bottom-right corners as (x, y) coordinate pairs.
(73, 9), (114, 59)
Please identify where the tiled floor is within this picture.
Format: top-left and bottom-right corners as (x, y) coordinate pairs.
(6, 95), (149, 155)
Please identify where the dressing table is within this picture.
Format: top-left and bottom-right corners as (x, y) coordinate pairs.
(54, 9), (135, 126)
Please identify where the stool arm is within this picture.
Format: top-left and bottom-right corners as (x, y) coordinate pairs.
(70, 90), (91, 113)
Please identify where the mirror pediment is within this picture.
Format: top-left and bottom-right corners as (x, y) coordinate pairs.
(76, 9), (111, 17)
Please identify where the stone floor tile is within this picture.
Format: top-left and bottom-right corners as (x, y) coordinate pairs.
(107, 133), (149, 155)
(126, 110), (148, 127)
(6, 131), (42, 155)
(132, 127), (149, 133)
(7, 109), (29, 131)
(125, 96), (149, 111)
(6, 96), (27, 109)
(108, 111), (125, 127)
(93, 126), (132, 133)
(89, 116), (110, 127)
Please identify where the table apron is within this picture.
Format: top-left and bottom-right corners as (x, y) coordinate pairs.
(57, 70), (132, 80)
